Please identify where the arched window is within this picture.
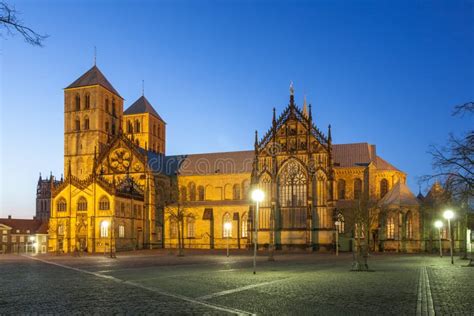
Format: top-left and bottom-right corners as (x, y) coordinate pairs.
(119, 225), (125, 238)
(336, 213), (345, 233)
(75, 117), (80, 131)
(85, 93), (90, 109)
(406, 212), (413, 239)
(187, 217), (195, 238)
(135, 120), (141, 133)
(84, 116), (90, 130)
(278, 160), (307, 229)
(337, 179), (346, 200)
(112, 99), (116, 116)
(241, 180), (250, 200)
(99, 197), (110, 210)
(75, 94), (80, 111)
(188, 182), (196, 201)
(223, 213), (232, 237)
(241, 213), (248, 238)
(100, 221), (109, 237)
(386, 214), (395, 239)
(57, 198), (67, 212)
(380, 179), (389, 198)
(180, 186), (187, 201)
(353, 178), (362, 200)
(197, 186), (205, 201)
(258, 174), (272, 229)
(233, 184), (241, 200)
(170, 218), (178, 239)
(105, 98), (109, 113)
(77, 197), (87, 212)
(58, 224), (64, 235)
(127, 120), (133, 133)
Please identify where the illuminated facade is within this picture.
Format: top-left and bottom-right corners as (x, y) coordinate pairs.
(47, 65), (422, 254)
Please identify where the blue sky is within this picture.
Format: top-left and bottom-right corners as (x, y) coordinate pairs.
(1, 0), (473, 218)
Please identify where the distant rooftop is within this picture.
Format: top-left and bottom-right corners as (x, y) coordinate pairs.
(66, 65), (122, 98)
(124, 95), (164, 122)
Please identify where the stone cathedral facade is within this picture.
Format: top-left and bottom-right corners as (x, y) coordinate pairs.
(45, 65), (422, 254)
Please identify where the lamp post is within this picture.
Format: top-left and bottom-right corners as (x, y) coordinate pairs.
(251, 188), (264, 275)
(224, 222), (232, 257)
(335, 221), (340, 256)
(443, 210), (454, 264)
(434, 220), (443, 258)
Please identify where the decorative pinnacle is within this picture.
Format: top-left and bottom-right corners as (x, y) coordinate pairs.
(308, 103), (312, 122)
(289, 81), (294, 96)
(303, 95), (308, 118)
(328, 124), (332, 142)
(254, 130), (258, 149)
(272, 107), (276, 124)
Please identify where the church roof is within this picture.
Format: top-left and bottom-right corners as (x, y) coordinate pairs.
(124, 96), (165, 122)
(377, 181), (420, 209)
(332, 143), (400, 171)
(66, 65), (122, 98)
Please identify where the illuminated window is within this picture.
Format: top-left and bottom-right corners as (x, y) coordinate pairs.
(241, 213), (248, 238)
(75, 94), (80, 111)
(58, 225), (64, 235)
(336, 213), (345, 233)
(20, 236), (24, 242)
(386, 215), (395, 239)
(170, 219), (178, 239)
(188, 182), (196, 201)
(187, 217), (195, 238)
(278, 160), (307, 229)
(380, 179), (389, 198)
(233, 184), (240, 200)
(259, 175), (271, 229)
(353, 178), (362, 200)
(100, 221), (109, 237)
(223, 213), (232, 238)
(99, 197), (110, 210)
(355, 222), (365, 239)
(406, 212), (413, 239)
(242, 180), (250, 200)
(337, 179), (346, 200)
(119, 225), (125, 238)
(85, 93), (90, 109)
(197, 186), (205, 201)
(77, 197), (87, 212)
(57, 198), (67, 212)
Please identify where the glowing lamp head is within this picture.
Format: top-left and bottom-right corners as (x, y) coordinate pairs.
(443, 210), (454, 220)
(29, 236), (35, 242)
(224, 222), (232, 231)
(251, 189), (265, 202)
(434, 220), (443, 229)
(101, 221), (110, 229)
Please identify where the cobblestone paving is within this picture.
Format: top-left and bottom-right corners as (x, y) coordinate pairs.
(0, 250), (473, 315)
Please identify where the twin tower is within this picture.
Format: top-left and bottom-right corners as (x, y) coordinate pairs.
(64, 65), (165, 179)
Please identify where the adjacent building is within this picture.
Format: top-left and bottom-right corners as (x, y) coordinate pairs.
(0, 216), (48, 254)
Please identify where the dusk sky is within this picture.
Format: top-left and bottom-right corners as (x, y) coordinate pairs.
(1, 0), (473, 218)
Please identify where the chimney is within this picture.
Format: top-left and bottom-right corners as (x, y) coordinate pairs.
(8, 215), (11, 219)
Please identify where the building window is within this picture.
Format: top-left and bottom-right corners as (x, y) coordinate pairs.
(57, 198), (67, 212)
(380, 179), (389, 199)
(153, 124), (156, 135)
(233, 184), (241, 200)
(170, 219), (178, 239)
(75, 94), (80, 111)
(337, 179), (346, 200)
(278, 160), (307, 229)
(135, 120), (141, 133)
(197, 186), (205, 201)
(242, 180), (250, 200)
(85, 93), (90, 109)
(223, 213), (232, 238)
(127, 120), (133, 133)
(75, 118), (80, 131)
(353, 178), (362, 200)
(84, 117), (90, 130)
(406, 212), (413, 239)
(258, 175), (271, 229)
(20, 236), (24, 242)
(180, 186), (187, 202)
(386, 215), (395, 239)
(77, 197), (87, 212)
(112, 99), (116, 116)
(187, 217), (195, 238)
(99, 197), (110, 210)
(355, 223), (365, 239)
(2, 230), (6, 234)
(241, 213), (248, 238)
(188, 182), (196, 201)
(105, 98), (109, 113)
(2, 235), (7, 242)
(119, 225), (125, 238)
(100, 221), (109, 237)
(336, 213), (345, 233)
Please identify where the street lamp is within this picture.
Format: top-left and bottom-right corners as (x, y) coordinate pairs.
(101, 221), (110, 257)
(443, 210), (454, 264)
(251, 188), (264, 274)
(224, 222), (232, 257)
(434, 220), (443, 258)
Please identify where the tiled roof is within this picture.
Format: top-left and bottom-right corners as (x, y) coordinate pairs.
(124, 96), (164, 122)
(332, 143), (399, 171)
(0, 218), (47, 234)
(66, 65), (122, 97)
(377, 182), (420, 209)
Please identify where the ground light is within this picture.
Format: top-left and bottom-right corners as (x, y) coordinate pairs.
(224, 222), (232, 257)
(443, 210), (455, 264)
(434, 220), (443, 257)
(251, 188), (264, 274)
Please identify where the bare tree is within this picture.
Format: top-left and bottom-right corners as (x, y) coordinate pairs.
(0, 1), (48, 46)
(351, 198), (377, 271)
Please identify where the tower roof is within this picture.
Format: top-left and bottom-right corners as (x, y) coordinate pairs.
(124, 96), (165, 122)
(377, 181), (420, 209)
(66, 65), (122, 98)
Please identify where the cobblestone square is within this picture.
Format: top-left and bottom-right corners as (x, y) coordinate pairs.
(1, 250), (473, 315)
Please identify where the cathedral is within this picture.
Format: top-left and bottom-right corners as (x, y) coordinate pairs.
(43, 64), (424, 254)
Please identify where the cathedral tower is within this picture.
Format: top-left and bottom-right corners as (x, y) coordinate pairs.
(64, 65), (123, 179)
